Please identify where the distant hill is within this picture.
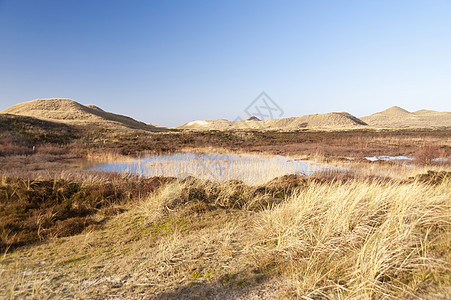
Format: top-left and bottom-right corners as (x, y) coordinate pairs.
(1, 99), (168, 132)
(361, 106), (451, 128)
(179, 112), (368, 130)
(3, 99), (449, 132)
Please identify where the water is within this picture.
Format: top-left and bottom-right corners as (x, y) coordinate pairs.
(365, 156), (413, 162)
(88, 152), (336, 184)
(365, 156), (449, 162)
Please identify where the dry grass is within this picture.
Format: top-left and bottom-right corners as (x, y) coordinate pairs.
(0, 117), (450, 298)
(0, 174), (171, 253)
(252, 180), (451, 298)
(1, 174), (449, 299)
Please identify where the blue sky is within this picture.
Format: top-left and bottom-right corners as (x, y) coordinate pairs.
(0, 0), (450, 126)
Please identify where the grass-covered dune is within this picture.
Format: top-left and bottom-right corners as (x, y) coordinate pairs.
(1, 173), (450, 299)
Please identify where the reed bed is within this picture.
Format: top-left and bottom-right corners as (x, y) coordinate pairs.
(91, 152), (333, 185)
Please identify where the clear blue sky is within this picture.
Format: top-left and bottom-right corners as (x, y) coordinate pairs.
(0, 0), (450, 126)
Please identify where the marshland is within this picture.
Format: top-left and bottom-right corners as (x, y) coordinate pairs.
(0, 120), (450, 299)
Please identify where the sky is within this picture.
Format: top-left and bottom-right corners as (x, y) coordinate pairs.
(0, 0), (450, 127)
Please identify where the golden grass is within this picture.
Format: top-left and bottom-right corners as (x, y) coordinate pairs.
(84, 148), (134, 162)
(1, 175), (449, 299)
(252, 180), (451, 298)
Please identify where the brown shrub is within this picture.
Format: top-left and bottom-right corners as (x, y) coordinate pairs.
(414, 144), (445, 166)
(0, 176), (171, 253)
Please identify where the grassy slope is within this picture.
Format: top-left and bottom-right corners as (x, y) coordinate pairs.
(361, 107), (451, 128)
(179, 112), (368, 130)
(1, 175), (450, 299)
(1, 98), (168, 132)
(0, 114), (80, 146)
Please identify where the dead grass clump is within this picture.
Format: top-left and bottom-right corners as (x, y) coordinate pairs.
(251, 180), (451, 298)
(138, 175), (318, 224)
(413, 170), (451, 185)
(139, 178), (255, 223)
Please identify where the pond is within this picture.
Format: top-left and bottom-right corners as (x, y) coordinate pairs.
(365, 156), (413, 162)
(88, 152), (337, 185)
(365, 156), (448, 162)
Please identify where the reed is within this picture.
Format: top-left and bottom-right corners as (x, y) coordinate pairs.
(95, 152), (328, 185)
(145, 153), (303, 185)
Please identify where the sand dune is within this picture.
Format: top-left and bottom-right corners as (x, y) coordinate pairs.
(361, 106), (451, 128)
(1, 98), (168, 131)
(179, 112), (368, 130)
(2, 99), (449, 132)
(180, 105), (451, 131)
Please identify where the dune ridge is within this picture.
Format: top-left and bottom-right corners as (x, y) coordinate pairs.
(361, 106), (451, 128)
(2, 99), (449, 131)
(1, 98), (167, 131)
(179, 112), (368, 130)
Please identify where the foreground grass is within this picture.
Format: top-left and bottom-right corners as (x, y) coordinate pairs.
(0, 174), (172, 253)
(254, 179), (450, 299)
(1, 175), (450, 299)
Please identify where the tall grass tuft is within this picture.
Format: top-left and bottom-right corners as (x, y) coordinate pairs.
(252, 180), (451, 298)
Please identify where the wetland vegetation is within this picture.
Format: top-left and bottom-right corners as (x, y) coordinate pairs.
(0, 122), (450, 299)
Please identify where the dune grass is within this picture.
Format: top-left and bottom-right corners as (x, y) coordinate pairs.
(1, 173), (449, 299)
(252, 179), (450, 298)
(1, 123), (450, 298)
